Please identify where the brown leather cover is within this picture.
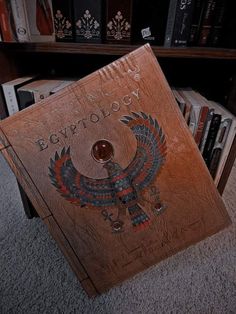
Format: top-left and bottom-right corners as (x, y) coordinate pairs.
(0, 44), (231, 296)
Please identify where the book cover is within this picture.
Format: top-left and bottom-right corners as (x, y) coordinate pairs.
(172, 88), (186, 114)
(105, 0), (132, 44)
(24, 0), (55, 42)
(208, 0), (226, 46)
(0, 44), (231, 296)
(132, 0), (170, 45)
(199, 108), (214, 153)
(0, 0), (17, 42)
(73, 0), (103, 43)
(10, 0), (30, 42)
(51, 0), (74, 42)
(2, 76), (35, 115)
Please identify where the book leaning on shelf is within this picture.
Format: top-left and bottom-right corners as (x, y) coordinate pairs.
(172, 87), (236, 185)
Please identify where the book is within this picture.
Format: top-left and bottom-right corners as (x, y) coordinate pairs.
(0, 86), (8, 119)
(164, 0), (196, 47)
(202, 113), (221, 166)
(0, 0), (17, 42)
(198, 0), (217, 46)
(199, 108), (215, 153)
(105, 0), (132, 44)
(49, 80), (75, 94)
(2, 76), (35, 115)
(177, 89), (192, 125)
(188, 0), (205, 45)
(10, 0), (30, 42)
(51, 0), (74, 42)
(73, 0), (103, 43)
(208, 0), (226, 46)
(172, 88), (185, 114)
(24, 0), (55, 42)
(208, 100), (236, 185)
(131, 0), (170, 45)
(0, 44), (231, 296)
(17, 79), (70, 109)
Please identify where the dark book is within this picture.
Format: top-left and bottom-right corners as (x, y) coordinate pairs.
(209, 147), (222, 178)
(221, 0), (236, 48)
(0, 86), (8, 119)
(105, 0), (132, 44)
(0, 0), (17, 42)
(198, 0), (217, 46)
(164, 0), (196, 47)
(51, 0), (74, 42)
(188, 0), (205, 45)
(202, 113), (221, 166)
(73, 0), (103, 43)
(131, 0), (170, 45)
(208, 0), (226, 46)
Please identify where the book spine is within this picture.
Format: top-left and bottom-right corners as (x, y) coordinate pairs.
(17, 90), (35, 110)
(0, 86), (8, 119)
(198, 0), (217, 46)
(209, 147), (222, 178)
(105, 0), (132, 44)
(10, 0), (30, 42)
(208, 0), (226, 46)
(202, 113), (221, 166)
(171, 0), (196, 46)
(0, 0), (16, 42)
(164, 0), (178, 47)
(73, 0), (103, 43)
(199, 108), (214, 153)
(2, 84), (20, 115)
(188, 0), (204, 45)
(51, 0), (74, 42)
(194, 106), (209, 147)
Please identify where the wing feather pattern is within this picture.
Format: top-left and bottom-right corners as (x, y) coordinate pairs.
(49, 147), (116, 207)
(122, 112), (167, 191)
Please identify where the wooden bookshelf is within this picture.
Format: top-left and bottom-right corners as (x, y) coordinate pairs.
(0, 42), (235, 217)
(1, 42), (236, 59)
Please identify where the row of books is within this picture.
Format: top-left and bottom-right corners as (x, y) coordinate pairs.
(172, 87), (236, 185)
(0, 75), (235, 187)
(0, 0), (235, 48)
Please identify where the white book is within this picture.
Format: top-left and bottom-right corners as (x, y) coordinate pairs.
(10, 0), (30, 42)
(208, 101), (236, 186)
(50, 80), (75, 94)
(172, 88), (185, 114)
(2, 77), (35, 116)
(24, 0), (55, 42)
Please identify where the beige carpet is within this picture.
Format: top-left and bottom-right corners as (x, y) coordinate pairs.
(0, 153), (236, 314)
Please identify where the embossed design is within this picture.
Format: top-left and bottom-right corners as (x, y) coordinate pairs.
(76, 10), (100, 39)
(54, 10), (72, 39)
(49, 112), (167, 232)
(107, 11), (130, 40)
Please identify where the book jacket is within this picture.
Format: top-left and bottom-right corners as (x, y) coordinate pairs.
(0, 44), (231, 297)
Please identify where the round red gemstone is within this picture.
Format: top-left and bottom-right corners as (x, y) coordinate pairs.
(92, 140), (114, 163)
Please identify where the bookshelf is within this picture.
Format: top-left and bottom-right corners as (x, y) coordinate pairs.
(0, 42), (236, 217)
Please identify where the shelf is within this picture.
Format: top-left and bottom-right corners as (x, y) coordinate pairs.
(1, 42), (236, 60)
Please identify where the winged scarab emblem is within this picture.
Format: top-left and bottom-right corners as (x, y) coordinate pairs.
(49, 112), (167, 232)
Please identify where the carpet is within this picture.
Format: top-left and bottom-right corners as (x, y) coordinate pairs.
(0, 153), (236, 314)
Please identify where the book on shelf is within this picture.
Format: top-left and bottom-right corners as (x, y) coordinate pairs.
(188, 0), (205, 45)
(171, 88), (185, 114)
(73, 0), (103, 43)
(2, 76), (36, 116)
(105, 0), (132, 44)
(164, 0), (196, 47)
(17, 79), (74, 109)
(24, 0), (55, 42)
(0, 87), (8, 119)
(51, 0), (74, 42)
(0, 0), (17, 42)
(131, 0), (170, 45)
(198, 0), (217, 46)
(208, 0), (226, 46)
(10, 0), (30, 42)
(0, 44), (231, 296)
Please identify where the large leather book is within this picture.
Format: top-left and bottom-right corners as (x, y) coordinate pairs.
(0, 44), (231, 297)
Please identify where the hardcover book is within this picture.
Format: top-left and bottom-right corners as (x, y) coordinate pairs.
(132, 0), (169, 45)
(0, 44), (231, 296)
(73, 0), (103, 43)
(51, 0), (74, 42)
(105, 0), (132, 44)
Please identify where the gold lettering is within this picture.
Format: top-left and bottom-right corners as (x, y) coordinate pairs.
(35, 139), (48, 151)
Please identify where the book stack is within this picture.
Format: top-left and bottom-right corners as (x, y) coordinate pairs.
(172, 87), (236, 185)
(0, 0), (234, 47)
